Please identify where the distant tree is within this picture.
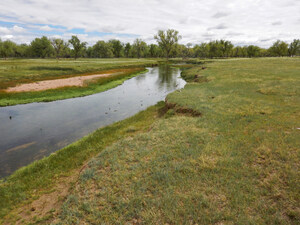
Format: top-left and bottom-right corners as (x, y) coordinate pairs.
(86, 46), (93, 58)
(154, 29), (181, 60)
(109, 39), (123, 57)
(269, 40), (288, 56)
(288, 39), (300, 56)
(185, 43), (194, 58)
(221, 40), (233, 57)
(124, 43), (131, 58)
(0, 40), (15, 59)
(206, 40), (233, 58)
(148, 44), (161, 57)
(30, 36), (53, 58)
(181, 45), (190, 58)
(241, 46), (249, 57)
(131, 38), (147, 58)
(92, 41), (114, 58)
(208, 41), (222, 58)
(247, 45), (260, 57)
(68, 36), (87, 59)
(0, 39), (3, 58)
(51, 38), (69, 59)
(232, 46), (248, 57)
(14, 44), (30, 57)
(186, 43), (193, 49)
(232, 47), (241, 57)
(259, 48), (269, 57)
(194, 43), (209, 58)
(169, 43), (183, 58)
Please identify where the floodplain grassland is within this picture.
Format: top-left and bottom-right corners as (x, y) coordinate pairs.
(54, 58), (299, 224)
(0, 58), (157, 106)
(0, 57), (299, 224)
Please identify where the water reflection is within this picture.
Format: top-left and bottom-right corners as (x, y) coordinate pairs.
(156, 64), (179, 92)
(0, 65), (185, 177)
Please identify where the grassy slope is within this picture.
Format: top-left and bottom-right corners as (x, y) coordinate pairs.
(0, 58), (157, 106)
(54, 58), (299, 224)
(0, 102), (165, 223)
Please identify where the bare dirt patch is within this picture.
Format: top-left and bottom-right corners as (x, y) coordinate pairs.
(3, 173), (78, 225)
(165, 100), (202, 117)
(5, 73), (113, 93)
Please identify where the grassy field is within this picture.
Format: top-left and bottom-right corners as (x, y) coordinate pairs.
(0, 58), (157, 106)
(0, 58), (299, 224)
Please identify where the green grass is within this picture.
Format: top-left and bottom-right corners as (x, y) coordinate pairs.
(53, 58), (299, 224)
(1, 58), (299, 224)
(0, 58), (157, 106)
(0, 102), (165, 223)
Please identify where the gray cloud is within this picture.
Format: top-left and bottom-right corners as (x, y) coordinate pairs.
(207, 23), (228, 31)
(260, 38), (272, 42)
(272, 21), (282, 26)
(226, 31), (244, 36)
(212, 12), (229, 18)
(202, 33), (215, 37)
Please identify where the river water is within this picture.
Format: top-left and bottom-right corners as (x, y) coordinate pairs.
(0, 65), (185, 177)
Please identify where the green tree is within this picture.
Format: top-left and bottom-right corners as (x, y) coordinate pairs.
(259, 48), (269, 57)
(86, 46), (93, 58)
(232, 46), (248, 57)
(148, 44), (161, 57)
(109, 39), (123, 57)
(68, 36), (87, 59)
(169, 43), (183, 58)
(14, 44), (30, 57)
(0, 40), (15, 59)
(180, 45), (189, 58)
(30, 36), (53, 58)
(194, 43), (209, 58)
(51, 38), (69, 59)
(247, 45), (260, 58)
(288, 39), (300, 56)
(154, 29), (181, 60)
(92, 41), (114, 58)
(220, 40), (233, 57)
(185, 43), (194, 58)
(269, 40), (288, 56)
(124, 43), (131, 58)
(207, 40), (233, 58)
(131, 39), (147, 58)
(208, 41), (222, 58)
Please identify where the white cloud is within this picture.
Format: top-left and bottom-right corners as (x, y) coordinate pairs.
(0, 26), (11, 34)
(12, 25), (25, 33)
(0, 0), (299, 47)
(39, 25), (53, 31)
(3, 34), (14, 39)
(0, 25), (27, 41)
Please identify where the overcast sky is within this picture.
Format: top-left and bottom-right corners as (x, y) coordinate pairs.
(0, 0), (299, 47)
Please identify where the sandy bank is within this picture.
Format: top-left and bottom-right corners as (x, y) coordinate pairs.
(5, 73), (112, 92)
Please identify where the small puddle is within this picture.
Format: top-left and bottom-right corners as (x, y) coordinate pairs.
(0, 65), (186, 177)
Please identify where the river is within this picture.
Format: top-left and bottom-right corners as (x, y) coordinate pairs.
(0, 65), (185, 178)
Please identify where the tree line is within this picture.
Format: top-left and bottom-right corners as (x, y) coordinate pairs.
(0, 30), (299, 59)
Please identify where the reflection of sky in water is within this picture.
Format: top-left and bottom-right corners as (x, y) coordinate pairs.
(0, 66), (186, 177)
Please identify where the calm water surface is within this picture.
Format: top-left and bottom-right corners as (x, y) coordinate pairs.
(0, 65), (185, 177)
